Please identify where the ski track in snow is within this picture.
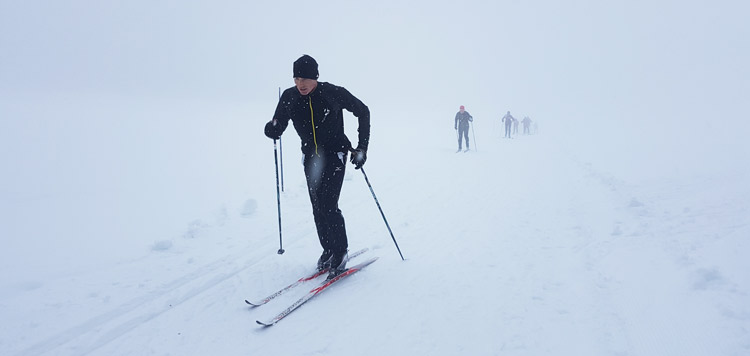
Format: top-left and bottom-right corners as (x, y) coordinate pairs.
(563, 143), (750, 356)
(15, 248), (261, 356)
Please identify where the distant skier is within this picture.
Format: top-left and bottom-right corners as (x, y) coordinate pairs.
(522, 116), (533, 135)
(454, 105), (473, 152)
(264, 55), (370, 278)
(501, 111), (515, 138)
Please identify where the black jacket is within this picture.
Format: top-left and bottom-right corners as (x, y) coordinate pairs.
(266, 82), (370, 155)
(455, 111), (473, 129)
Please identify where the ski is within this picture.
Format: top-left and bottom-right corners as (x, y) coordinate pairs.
(256, 257), (378, 326)
(245, 248), (368, 307)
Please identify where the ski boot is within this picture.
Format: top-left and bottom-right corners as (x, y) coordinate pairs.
(317, 249), (333, 271)
(326, 250), (348, 279)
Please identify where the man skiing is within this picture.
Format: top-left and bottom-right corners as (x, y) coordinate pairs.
(502, 111), (515, 138)
(264, 55), (370, 278)
(522, 116), (533, 135)
(454, 105), (473, 152)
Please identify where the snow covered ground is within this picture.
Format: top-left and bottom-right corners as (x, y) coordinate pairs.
(1, 94), (748, 355)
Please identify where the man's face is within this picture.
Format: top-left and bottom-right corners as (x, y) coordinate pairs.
(294, 77), (318, 96)
(460, 108), (465, 113)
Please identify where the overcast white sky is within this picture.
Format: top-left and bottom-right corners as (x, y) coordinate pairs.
(1, 0), (748, 159)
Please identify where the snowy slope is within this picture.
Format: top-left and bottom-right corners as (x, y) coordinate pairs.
(1, 98), (748, 356)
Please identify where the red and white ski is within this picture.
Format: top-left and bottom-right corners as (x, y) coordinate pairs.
(256, 257), (378, 326)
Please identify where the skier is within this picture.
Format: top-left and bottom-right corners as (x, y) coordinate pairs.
(522, 116), (533, 135)
(501, 111), (515, 138)
(264, 55), (370, 278)
(454, 105), (473, 152)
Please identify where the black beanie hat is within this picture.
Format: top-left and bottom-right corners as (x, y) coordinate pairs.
(293, 55), (319, 80)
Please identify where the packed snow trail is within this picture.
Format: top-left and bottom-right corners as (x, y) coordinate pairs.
(1, 119), (748, 356)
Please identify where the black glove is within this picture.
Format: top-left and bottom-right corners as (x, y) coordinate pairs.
(264, 120), (281, 139)
(350, 148), (367, 170)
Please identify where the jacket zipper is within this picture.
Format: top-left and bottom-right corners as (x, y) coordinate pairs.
(309, 97), (318, 155)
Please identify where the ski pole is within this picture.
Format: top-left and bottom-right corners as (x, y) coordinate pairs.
(273, 139), (285, 255)
(278, 87), (285, 192)
(470, 121), (477, 151)
(279, 138), (284, 192)
(359, 167), (405, 260)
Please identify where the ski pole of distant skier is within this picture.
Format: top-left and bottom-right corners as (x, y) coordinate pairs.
(471, 121), (477, 152)
(273, 139), (285, 254)
(359, 167), (405, 260)
(278, 87), (285, 192)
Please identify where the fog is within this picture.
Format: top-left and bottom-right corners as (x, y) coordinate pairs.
(1, 2), (750, 354)
(4, 1), (748, 153)
(1, 0), (748, 284)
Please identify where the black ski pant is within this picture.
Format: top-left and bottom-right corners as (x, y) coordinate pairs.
(457, 125), (470, 149)
(505, 123), (512, 138)
(303, 151), (348, 253)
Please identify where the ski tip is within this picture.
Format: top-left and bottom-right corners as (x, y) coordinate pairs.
(245, 300), (261, 307)
(256, 320), (274, 327)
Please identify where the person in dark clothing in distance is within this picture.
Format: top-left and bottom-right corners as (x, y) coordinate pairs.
(454, 105), (473, 152)
(502, 111), (515, 138)
(264, 55), (370, 278)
